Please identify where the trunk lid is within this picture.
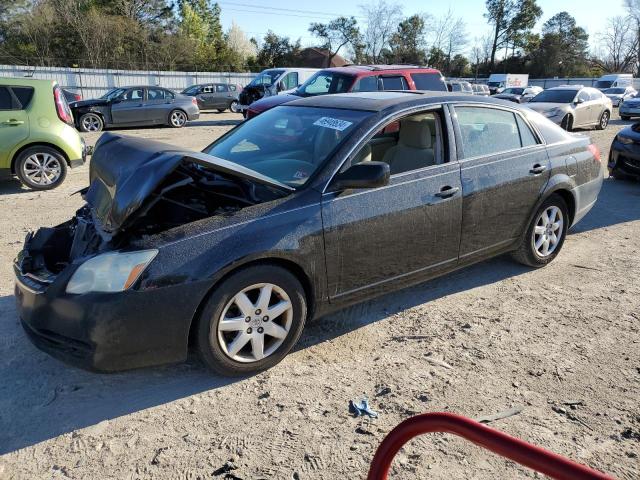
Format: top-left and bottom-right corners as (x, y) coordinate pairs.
(85, 133), (293, 236)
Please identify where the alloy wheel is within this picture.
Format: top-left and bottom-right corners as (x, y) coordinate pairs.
(81, 114), (102, 132)
(230, 101), (240, 113)
(170, 110), (187, 127)
(600, 111), (609, 129)
(532, 206), (564, 257)
(215, 283), (293, 363)
(21, 153), (62, 186)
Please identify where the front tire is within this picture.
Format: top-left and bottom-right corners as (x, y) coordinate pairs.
(230, 100), (240, 113)
(15, 146), (67, 190)
(168, 109), (187, 128)
(560, 114), (573, 131)
(596, 110), (610, 130)
(78, 113), (103, 132)
(512, 194), (569, 268)
(197, 265), (307, 376)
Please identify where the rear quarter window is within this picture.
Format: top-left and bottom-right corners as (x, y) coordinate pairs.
(11, 87), (34, 109)
(411, 73), (447, 91)
(0, 87), (13, 110)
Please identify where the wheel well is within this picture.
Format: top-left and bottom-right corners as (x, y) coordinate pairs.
(11, 142), (70, 173)
(552, 189), (575, 225)
(187, 258), (315, 347)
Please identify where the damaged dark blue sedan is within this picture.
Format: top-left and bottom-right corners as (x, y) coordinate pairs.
(14, 92), (604, 376)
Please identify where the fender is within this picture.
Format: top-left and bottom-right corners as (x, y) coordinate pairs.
(524, 173), (577, 231)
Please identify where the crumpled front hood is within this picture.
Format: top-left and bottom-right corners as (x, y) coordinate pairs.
(70, 98), (109, 108)
(85, 133), (293, 236)
(249, 93), (299, 112)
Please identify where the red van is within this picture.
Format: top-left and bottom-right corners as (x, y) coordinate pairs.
(244, 65), (446, 119)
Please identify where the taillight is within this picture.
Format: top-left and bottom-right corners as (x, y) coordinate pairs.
(53, 86), (73, 125)
(191, 97), (198, 107)
(587, 144), (601, 163)
(74, 93), (81, 102)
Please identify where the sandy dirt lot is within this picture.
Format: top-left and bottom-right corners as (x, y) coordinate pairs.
(0, 111), (638, 479)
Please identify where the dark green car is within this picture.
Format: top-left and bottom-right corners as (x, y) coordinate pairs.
(0, 78), (86, 190)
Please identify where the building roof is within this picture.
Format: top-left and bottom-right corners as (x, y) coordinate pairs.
(297, 48), (348, 68)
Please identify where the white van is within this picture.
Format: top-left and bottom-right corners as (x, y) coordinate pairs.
(595, 74), (633, 90)
(238, 68), (320, 112)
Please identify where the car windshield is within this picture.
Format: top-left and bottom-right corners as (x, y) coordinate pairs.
(503, 88), (524, 95)
(203, 106), (372, 187)
(248, 70), (284, 87)
(529, 89), (576, 103)
(595, 80), (613, 89)
(182, 85), (199, 95)
(296, 71), (355, 97)
(604, 88), (626, 94)
(101, 88), (126, 100)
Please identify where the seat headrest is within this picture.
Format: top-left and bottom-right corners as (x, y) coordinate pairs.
(399, 118), (432, 149)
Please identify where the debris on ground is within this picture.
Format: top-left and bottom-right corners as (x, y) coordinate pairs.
(552, 406), (593, 430)
(349, 397), (378, 418)
(424, 355), (454, 370)
(476, 407), (524, 424)
(213, 460), (239, 477)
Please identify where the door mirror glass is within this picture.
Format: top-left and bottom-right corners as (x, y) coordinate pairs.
(575, 97), (584, 104)
(332, 162), (390, 190)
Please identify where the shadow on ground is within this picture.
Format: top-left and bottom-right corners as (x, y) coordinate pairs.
(0, 176), (637, 454)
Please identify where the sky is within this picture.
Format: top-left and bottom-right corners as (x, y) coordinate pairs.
(218, 0), (628, 54)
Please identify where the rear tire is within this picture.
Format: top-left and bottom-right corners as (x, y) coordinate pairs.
(560, 114), (573, 131)
(217, 108), (225, 113)
(168, 109), (187, 128)
(621, 115), (630, 121)
(197, 265), (307, 376)
(230, 100), (240, 113)
(15, 146), (67, 190)
(596, 110), (610, 130)
(512, 194), (569, 268)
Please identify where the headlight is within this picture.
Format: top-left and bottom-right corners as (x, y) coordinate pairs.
(66, 249), (158, 294)
(616, 135), (634, 145)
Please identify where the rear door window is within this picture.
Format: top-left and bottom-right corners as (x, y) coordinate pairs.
(379, 76), (409, 91)
(455, 106), (524, 158)
(0, 87), (14, 110)
(11, 87), (34, 109)
(216, 84), (228, 92)
(147, 88), (165, 100)
(351, 76), (378, 92)
(411, 73), (446, 91)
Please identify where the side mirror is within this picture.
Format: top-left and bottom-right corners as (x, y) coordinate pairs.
(111, 97), (122, 104)
(575, 98), (585, 104)
(332, 162), (390, 191)
(277, 82), (285, 92)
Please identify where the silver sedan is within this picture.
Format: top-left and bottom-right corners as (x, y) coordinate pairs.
(526, 86), (612, 131)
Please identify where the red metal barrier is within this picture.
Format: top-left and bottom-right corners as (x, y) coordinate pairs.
(367, 412), (615, 480)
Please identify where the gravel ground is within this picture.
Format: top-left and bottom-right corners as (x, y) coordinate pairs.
(0, 111), (638, 480)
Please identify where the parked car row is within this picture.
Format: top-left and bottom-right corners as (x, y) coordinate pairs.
(14, 89), (605, 375)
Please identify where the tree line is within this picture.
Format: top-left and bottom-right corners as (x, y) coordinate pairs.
(0, 0), (639, 77)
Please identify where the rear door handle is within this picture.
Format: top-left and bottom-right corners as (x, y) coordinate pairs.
(3, 119), (24, 126)
(530, 164), (547, 174)
(435, 186), (460, 198)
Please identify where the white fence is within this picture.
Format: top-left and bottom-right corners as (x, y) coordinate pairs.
(4, 64), (640, 99)
(0, 64), (257, 99)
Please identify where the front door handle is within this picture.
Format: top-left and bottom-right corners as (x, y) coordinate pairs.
(3, 119), (24, 126)
(530, 164), (547, 174)
(435, 186), (460, 198)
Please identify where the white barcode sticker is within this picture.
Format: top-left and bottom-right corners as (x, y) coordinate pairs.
(313, 117), (353, 131)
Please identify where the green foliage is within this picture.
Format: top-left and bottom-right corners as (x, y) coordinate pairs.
(385, 15), (427, 64)
(308, 16), (360, 67)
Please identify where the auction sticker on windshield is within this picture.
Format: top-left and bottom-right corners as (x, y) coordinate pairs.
(313, 117), (353, 131)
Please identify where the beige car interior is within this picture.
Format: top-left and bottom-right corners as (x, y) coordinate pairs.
(348, 112), (443, 175)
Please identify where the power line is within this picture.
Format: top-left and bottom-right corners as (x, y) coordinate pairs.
(218, 1), (366, 20)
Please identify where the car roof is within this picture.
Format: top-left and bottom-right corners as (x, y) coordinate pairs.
(286, 91), (508, 112)
(0, 77), (57, 88)
(546, 85), (584, 91)
(316, 65), (441, 77)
